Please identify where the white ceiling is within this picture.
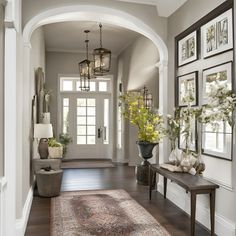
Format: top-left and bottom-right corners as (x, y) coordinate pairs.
(44, 21), (141, 56)
(114, 0), (188, 17)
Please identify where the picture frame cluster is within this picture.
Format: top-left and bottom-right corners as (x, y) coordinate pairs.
(175, 0), (234, 161)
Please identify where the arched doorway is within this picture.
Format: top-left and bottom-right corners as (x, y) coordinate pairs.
(22, 4), (169, 164)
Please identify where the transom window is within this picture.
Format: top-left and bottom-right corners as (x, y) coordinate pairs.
(60, 76), (111, 93)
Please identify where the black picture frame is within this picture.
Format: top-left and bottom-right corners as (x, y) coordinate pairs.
(201, 8), (233, 59)
(202, 61), (233, 104)
(177, 71), (198, 107)
(177, 30), (198, 67)
(178, 109), (198, 153)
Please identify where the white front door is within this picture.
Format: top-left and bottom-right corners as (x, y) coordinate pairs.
(59, 77), (112, 159)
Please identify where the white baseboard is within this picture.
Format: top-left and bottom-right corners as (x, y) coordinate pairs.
(157, 183), (236, 236)
(15, 185), (34, 236)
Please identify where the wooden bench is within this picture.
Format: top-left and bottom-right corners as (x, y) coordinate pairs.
(149, 165), (219, 236)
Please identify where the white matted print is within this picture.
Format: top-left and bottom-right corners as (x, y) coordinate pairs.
(202, 61), (232, 104)
(178, 31), (198, 66)
(201, 9), (233, 58)
(178, 72), (198, 107)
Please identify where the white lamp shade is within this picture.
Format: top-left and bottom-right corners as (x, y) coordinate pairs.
(34, 124), (53, 139)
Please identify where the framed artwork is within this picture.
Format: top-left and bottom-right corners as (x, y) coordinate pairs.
(202, 61), (232, 104)
(201, 9), (233, 58)
(202, 121), (232, 161)
(177, 71), (198, 107)
(178, 31), (198, 66)
(178, 113), (197, 153)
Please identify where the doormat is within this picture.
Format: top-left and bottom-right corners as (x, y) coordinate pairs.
(51, 189), (170, 236)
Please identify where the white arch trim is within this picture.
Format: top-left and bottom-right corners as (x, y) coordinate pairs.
(22, 4), (168, 62)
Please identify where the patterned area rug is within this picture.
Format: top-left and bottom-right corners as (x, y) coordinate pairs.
(51, 189), (170, 236)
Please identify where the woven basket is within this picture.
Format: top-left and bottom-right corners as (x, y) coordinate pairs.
(48, 147), (63, 159)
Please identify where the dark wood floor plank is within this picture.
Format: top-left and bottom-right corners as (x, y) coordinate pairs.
(25, 166), (210, 236)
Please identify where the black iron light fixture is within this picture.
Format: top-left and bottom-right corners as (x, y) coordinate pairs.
(142, 86), (153, 109)
(79, 30), (95, 91)
(93, 23), (111, 76)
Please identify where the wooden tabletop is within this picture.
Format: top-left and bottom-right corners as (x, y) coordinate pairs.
(151, 165), (219, 191)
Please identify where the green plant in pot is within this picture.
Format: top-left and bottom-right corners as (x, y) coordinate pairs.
(120, 91), (165, 185)
(59, 133), (72, 157)
(48, 138), (63, 159)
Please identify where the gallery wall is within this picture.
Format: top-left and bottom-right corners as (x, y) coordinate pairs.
(167, 0), (236, 231)
(117, 36), (159, 165)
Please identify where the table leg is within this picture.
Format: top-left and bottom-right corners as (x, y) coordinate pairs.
(149, 166), (153, 200)
(210, 190), (216, 236)
(191, 191), (196, 236)
(163, 177), (167, 199)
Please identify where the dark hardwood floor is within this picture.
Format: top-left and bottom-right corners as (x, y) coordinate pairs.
(25, 166), (210, 236)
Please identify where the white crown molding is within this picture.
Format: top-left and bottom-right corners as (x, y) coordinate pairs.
(114, 0), (188, 17)
(46, 47), (118, 58)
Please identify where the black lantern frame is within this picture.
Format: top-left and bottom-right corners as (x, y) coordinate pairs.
(93, 23), (111, 76)
(78, 30), (95, 91)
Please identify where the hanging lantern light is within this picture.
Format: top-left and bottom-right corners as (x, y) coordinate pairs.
(79, 30), (95, 91)
(93, 23), (111, 76)
(142, 86), (153, 109)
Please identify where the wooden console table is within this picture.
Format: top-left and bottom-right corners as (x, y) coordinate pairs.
(149, 165), (219, 236)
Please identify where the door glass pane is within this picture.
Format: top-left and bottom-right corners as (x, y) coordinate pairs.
(77, 107), (86, 115)
(87, 136), (96, 144)
(87, 126), (96, 135)
(63, 98), (69, 106)
(104, 99), (109, 144)
(63, 98), (69, 133)
(87, 107), (95, 116)
(77, 126), (86, 135)
(77, 98), (86, 106)
(87, 99), (96, 106)
(87, 117), (96, 125)
(77, 116), (86, 125)
(99, 82), (107, 92)
(77, 136), (86, 144)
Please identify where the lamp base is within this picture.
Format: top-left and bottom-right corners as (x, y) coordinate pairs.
(38, 138), (49, 159)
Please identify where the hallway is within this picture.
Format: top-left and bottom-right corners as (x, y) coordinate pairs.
(25, 166), (210, 236)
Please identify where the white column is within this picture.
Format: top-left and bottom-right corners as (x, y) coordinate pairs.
(4, 27), (17, 236)
(156, 60), (169, 164)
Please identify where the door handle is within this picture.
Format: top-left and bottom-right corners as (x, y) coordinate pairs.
(98, 127), (103, 138)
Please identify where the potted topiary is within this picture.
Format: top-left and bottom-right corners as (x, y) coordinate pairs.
(59, 133), (72, 158)
(48, 138), (63, 159)
(120, 91), (165, 185)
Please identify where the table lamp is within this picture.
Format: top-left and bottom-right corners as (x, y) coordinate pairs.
(34, 123), (53, 159)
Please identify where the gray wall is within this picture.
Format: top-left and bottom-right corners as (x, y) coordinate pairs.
(0, 5), (4, 177)
(168, 0), (236, 226)
(45, 51), (117, 137)
(117, 36), (159, 165)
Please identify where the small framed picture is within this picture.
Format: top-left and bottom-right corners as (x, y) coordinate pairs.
(177, 71), (198, 107)
(202, 61), (232, 104)
(178, 112), (198, 153)
(201, 9), (233, 58)
(178, 31), (198, 66)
